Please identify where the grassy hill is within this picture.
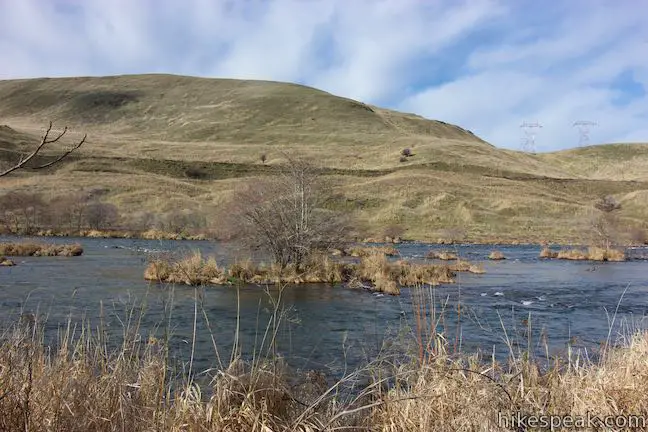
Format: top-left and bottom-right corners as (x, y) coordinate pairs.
(1, 73), (647, 244)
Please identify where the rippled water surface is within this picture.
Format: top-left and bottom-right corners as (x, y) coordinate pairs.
(1, 235), (647, 376)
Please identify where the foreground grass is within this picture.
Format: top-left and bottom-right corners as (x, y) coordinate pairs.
(143, 250), (485, 295)
(1, 302), (647, 431)
(0, 242), (83, 257)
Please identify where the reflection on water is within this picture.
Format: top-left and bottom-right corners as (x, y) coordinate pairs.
(1, 235), (647, 376)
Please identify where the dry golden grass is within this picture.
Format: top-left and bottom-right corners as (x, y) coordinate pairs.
(2, 305), (648, 431)
(0, 242), (83, 257)
(372, 332), (648, 431)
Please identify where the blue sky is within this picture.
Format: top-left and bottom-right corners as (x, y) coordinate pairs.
(1, 0), (647, 151)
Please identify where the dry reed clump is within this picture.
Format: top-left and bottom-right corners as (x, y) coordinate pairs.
(144, 251), (226, 285)
(345, 245), (399, 257)
(140, 229), (182, 240)
(426, 250), (458, 260)
(371, 332), (648, 431)
(539, 246), (559, 258)
(448, 260), (485, 274)
(587, 246), (626, 262)
(488, 250), (506, 260)
(391, 259), (456, 286)
(0, 256), (15, 266)
(143, 250), (464, 295)
(556, 249), (589, 260)
(541, 246), (626, 262)
(0, 242), (83, 257)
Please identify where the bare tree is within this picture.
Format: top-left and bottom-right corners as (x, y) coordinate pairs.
(590, 195), (622, 249)
(0, 121), (86, 177)
(50, 192), (93, 232)
(85, 202), (119, 230)
(0, 192), (46, 234)
(228, 156), (349, 270)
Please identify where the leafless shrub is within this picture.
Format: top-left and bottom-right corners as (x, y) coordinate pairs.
(401, 148), (412, 157)
(184, 166), (208, 179)
(594, 195), (621, 212)
(127, 210), (156, 231)
(399, 156), (408, 163)
(436, 227), (466, 244)
(627, 226), (648, 245)
(589, 195), (623, 249)
(49, 191), (93, 232)
(260, 153), (267, 164)
(154, 209), (207, 234)
(0, 192), (46, 234)
(85, 202), (119, 230)
(383, 224), (405, 241)
(226, 155), (350, 270)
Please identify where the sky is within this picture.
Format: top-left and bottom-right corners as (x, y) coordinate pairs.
(0, 0), (647, 152)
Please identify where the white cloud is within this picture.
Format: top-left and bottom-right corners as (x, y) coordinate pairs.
(0, 0), (646, 150)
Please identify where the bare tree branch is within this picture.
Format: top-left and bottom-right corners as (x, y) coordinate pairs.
(0, 121), (86, 178)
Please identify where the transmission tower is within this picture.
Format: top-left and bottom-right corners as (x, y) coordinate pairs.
(520, 121), (542, 153)
(573, 120), (597, 147)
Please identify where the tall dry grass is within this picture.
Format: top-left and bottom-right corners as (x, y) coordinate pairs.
(0, 282), (647, 431)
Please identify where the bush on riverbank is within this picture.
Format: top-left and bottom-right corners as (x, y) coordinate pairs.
(0, 256), (15, 266)
(1, 309), (647, 431)
(0, 242), (83, 257)
(143, 250), (474, 294)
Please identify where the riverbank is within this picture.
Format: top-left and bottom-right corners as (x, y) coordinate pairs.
(4, 227), (648, 249)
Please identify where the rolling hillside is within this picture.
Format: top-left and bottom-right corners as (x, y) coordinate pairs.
(0, 74), (647, 243)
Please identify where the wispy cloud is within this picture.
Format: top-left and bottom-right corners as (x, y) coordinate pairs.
(0, 0), (646, 150)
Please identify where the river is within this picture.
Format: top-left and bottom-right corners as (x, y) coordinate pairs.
(1, 235), (647, 379)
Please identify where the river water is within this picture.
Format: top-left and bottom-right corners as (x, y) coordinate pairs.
(1, 235), (647, 378)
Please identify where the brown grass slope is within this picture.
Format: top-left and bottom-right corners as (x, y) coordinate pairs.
(1, 74), (648, 243)
(540, 143), (648, 181)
